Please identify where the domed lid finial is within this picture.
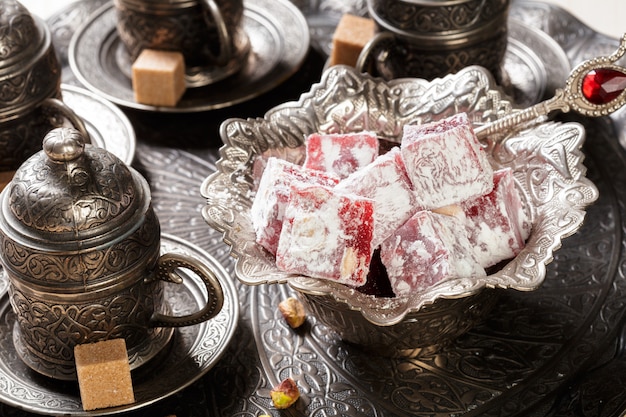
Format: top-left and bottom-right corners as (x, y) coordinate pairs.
(43, 127), (86, 162)
(1, 127), (149, 245)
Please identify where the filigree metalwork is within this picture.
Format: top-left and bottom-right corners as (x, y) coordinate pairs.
(0, 210), (159, 285)
(201, 65), (598, 345)
(0, 234), (239, 414)
(5, 140), (139, 236)
(0, 129), (225, 380)
(9, 277), (171, 380)
(475, 34), (626, 140)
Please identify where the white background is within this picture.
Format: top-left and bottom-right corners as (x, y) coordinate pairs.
(18, 0), (625, 40)
(541, 0), (624, 39)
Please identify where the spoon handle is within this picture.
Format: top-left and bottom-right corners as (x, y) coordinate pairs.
(475, 90), (570, 140)
(476, 33), (626, 141)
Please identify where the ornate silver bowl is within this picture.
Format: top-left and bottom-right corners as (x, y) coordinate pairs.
(201, 65), (598, 352)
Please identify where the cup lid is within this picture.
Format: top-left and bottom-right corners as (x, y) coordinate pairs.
(0, 1), (43, 68)
(0, 128), (151, 251)
(0, 1), (60, 120)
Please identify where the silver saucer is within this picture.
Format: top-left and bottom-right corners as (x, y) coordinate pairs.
(62, 83), (136, 164)
(69, 0), (310, 113)
(0, 234), (239, 416)
(303, 0), (569, 106)
(321, 18), (567, 108)
(504, 18), (571, 106)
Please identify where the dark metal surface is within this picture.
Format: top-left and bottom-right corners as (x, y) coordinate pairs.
(0, 1), (625, 416)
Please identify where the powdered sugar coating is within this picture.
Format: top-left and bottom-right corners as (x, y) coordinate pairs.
(276, 183), (374, 287)
(250, 157), (340, 255)
(303, 131), (379, 179)
(337, 147), (420, 248)
(381, 211), (485, 297)
(402, 115), (493, 209)
(461, 168), (528, 268)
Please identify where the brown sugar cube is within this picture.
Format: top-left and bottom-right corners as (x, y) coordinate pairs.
(329, 14), (376, 67)
(74, 339), (135, 411)
(131, 49), (186, 107)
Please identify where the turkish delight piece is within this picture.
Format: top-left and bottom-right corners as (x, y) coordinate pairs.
(276, 183), (375, 287)
(303, 131), (379, 179)
(337, 147), (421, 247)
(251, 157), (340, 255)
(252, 146), (307, 190)
(461, 168), (528, 268)
(401, 113), (493, 209)
(380, 211), (485, 297)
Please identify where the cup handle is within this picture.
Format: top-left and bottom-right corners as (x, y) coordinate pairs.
(149, 253), (225, 328)
(199, 0), (232, 66)
(41, 97), (92, 145)
(355, 31), (396, 75)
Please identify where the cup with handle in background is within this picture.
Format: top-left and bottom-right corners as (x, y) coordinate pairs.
(357, 0), (510, 82)
(114, 0), (250, 87)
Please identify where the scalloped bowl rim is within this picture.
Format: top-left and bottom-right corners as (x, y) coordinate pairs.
(201, 65), (599, 326)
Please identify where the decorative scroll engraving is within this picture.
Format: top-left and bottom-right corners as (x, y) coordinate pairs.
(0, 1), (39, 62)
(7, 146), (138, 234)
(0, 1), (62, 169)
(0, 6), (60, 114)
(0, 209), (159, 285)
(9, 275), (167, 379)
(370, 0), (509, 35)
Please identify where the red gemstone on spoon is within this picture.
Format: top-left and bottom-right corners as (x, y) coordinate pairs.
(582, 68), (626, 105)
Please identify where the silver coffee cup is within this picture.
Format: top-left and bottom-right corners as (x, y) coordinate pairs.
(0, 0), (90, 171)
(357, 0), (510, 81)
(0, 128), (225, 380)
(114, 0), (249, 86)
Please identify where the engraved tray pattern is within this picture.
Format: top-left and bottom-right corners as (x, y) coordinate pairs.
(109, 115), (626, 417)
(2, 105), (626, 415)
(1, 1), (625, 416)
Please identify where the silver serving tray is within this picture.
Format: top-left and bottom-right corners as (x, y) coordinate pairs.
(6, 1), (624, 417)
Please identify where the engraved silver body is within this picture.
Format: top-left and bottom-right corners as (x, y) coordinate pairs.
(357, 0), (510, 81)
(113, 0), (248, 86)
(0, 128), (224, 380)
(0, 0), (89, 170)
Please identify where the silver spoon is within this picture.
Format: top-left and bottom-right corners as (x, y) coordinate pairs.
(475, 33), (626, 141)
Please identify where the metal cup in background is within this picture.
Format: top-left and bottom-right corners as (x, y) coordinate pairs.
(0, 0), (90, 172)
(114, 0), (250, 87)
(357, 0), (510, 82)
